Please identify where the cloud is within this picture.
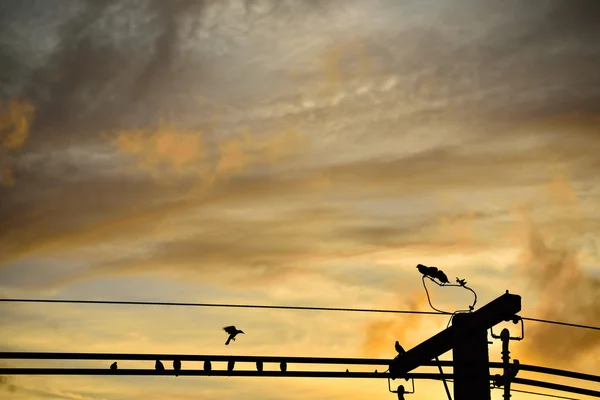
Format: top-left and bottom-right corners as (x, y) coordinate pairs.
(509, 174), (600, 370)
(362, 290), (446, 358)
(0, 98), (35, 187)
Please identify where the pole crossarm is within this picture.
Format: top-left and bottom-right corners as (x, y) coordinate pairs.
(389, 292), (521, 378)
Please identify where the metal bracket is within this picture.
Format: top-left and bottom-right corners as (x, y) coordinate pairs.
(491, 315), (524, 340)
(388, 376), (415, 394)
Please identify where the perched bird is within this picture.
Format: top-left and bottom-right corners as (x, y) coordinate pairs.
(456, 277), (467, 286)
(227, 359), (235, 374)
(204, 360), (212, 373)
(256, 361), (263, 372)
(395, 341), (406, 356)
(173, 359), (181, 377)
(224, 326), (245, 345)
(416, 264), (438, 279)
(110, 362), (118, 371)
(155, 360), (165, 372)
(434, 269), (449, 284)
(346, 369), (349, 373)
(280, 361), (287, 372)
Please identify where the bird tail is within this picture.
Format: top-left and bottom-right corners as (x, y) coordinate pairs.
(225, 337), (231, 345)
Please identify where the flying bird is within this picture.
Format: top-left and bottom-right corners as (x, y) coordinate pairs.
(204, 360), (212, 372)
(256, 361), (263, 372)
(224, 325), (245, 345)
(434, 269), (449, 284)
(110, 362), (117, 371)
(173, 359), (181, 377)
(280, 361), (287, 372)
(227, 359), (235, 374)
(155, 360), (164, 371)
(395, 341), (406, 356)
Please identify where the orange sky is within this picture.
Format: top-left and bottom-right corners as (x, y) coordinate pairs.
(1, 1), (599, 399)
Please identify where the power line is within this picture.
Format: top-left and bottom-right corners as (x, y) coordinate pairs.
(507, 388), (580, 400)
(512, 377), (600, 398)
(0, 298), (448, 316)
(1, 353), (598, 384)
(1, 298), (599, 331)
(1, 368), (598, 397)
(521, 317), (600, 331)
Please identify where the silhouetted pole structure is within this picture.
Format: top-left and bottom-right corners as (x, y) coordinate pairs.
(390, 291), (521, 400)
(452, 313), (490, 400)
(501, 328), (511, 400)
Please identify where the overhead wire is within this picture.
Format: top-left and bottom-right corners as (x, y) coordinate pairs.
(1, 298), (598, 331)
(505, 388), (580, 400)
(0, 298), (448, 316)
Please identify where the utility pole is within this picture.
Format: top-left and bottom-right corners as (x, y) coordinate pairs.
(452, 313), (490, 400)
(389, 291), (521, 400)
(501, 329), (512, 400)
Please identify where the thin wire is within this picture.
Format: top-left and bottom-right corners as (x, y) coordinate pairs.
(521, 317), (600, 332)
(1, 298), (598, 331)
(422, 276), (448, 314)
(0, 298), (448, 316)
(420, 276), (477, 328)
(505, 387), (579, 400)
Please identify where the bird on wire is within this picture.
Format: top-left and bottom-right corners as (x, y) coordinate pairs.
(416, 264), (438, 278)
(256, 361), (263, 372)
(280, 361), (287, 372)
(227, 359), (235, 375)
(173, 359), (181, 377)
(155, 360), (165, 372)
(224, 325), (245, 345)
(204, 360), (212, 373)
(110, 362), (117, 371)
(433, 269), (449, 284)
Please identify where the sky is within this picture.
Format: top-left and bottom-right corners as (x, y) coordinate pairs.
(0, 0), (599, 399)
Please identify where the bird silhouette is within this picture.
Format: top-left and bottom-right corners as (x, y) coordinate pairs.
(346, 369), (349, 373)
(155, 360), (164, 372)
(204, 360), (212, 373)
(256, 361), (263, 372)
(416, 264), (438, 279)
(434, 269), (449, 284)
(110, 362), (117, 371)
(227, 359), (235, 375)
(395, 341), (406, 356)
(456, 277), (467, 286)
(173, 359), (181, 377)
(224, 325), (245, 345)
(280, 361), (287, 372)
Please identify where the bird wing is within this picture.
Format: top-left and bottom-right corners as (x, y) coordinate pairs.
(223, 326), (237, 334)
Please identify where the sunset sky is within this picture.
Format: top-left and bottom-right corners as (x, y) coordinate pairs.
(1, 0), (599, 399)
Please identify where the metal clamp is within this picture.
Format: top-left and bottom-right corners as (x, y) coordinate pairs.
(388, 376), (415, 398)
(491, 315), (524, 340)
